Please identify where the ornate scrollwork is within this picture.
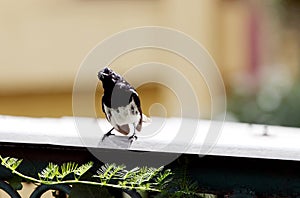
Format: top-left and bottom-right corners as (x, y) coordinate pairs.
(0, 180), (21, 198)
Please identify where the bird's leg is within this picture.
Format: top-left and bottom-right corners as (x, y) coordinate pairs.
(102, 127), (115, 141)
(128, 123), (138, 144)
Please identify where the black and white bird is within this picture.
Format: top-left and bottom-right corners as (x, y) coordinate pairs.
(98, 67), (146, 143)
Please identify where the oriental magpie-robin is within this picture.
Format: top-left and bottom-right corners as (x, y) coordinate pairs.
(98, 67), (145, 143)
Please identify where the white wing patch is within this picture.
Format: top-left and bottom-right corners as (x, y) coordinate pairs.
(104, 100), (140, 128)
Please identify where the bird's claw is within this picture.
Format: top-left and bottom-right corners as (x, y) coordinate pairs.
(128, 135), (137, 145)
(102, 131), (114, 141)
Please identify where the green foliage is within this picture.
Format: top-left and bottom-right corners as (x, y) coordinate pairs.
(0, 155), (217, 197)
(37, 161), (93, 182)
(59, 162), (78, 179)
(0, 156), (23, 172)
(155, 168), (172, 190)
(154, 156), (209, 198)
(93, 164), (172, 191)
(0, 155), (172, 194)
(74, 161), (94, 180)
(94, 163), (126, 184)
(228, 81), (300, 127)
(156, 175), (203, 198)
(7, 175), (23, 191)
(38, 163), (59, 181)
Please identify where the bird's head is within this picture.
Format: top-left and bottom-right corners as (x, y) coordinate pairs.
(98, 67), (120, 87)
(98, 67), (112, 81)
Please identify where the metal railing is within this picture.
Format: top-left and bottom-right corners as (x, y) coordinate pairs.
(1, 115), (300, 197)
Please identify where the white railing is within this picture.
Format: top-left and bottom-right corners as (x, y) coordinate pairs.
(1, 115), (300, 161)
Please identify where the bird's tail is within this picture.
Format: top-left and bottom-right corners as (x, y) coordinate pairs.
(142, 114), (152, 126)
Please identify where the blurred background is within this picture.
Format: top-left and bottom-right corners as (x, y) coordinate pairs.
(0, 0), (300, 127)
(0, 1), (300, 197)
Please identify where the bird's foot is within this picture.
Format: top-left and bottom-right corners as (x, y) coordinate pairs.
(102, 131), (114, 141)
(128, 134), (138, 145)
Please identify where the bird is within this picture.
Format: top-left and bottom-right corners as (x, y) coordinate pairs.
(98, 67), (145, 144)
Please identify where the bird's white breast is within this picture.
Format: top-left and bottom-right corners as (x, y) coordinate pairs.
(104, 100), (140, 127)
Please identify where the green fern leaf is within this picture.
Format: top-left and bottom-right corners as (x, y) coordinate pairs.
(74, 161), (93, 180)
(38, 163), (59, 181)
(0, 156), (23, 171)
(58, 162), (78, 180)
(94, 163), (126, 183)
(154, 169), (172, 190)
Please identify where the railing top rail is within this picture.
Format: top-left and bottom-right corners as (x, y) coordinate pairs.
(1, 115), (300, 161)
